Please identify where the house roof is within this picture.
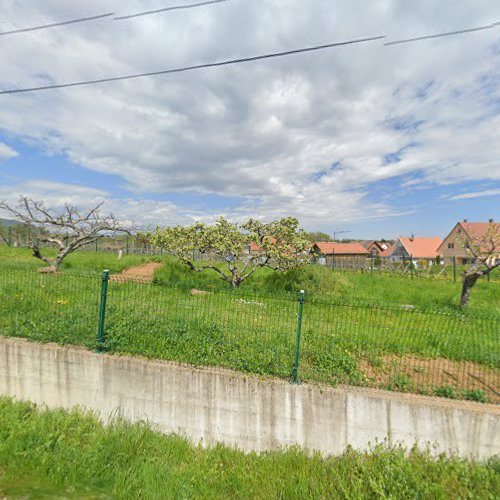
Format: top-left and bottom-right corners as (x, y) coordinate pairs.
(249, 241), (262, 252)
(460, 221), (500, 240)
(438, 221), (500, 254)
(313, 242), (370, 255)
(379, 244), (393, 257)
(398, 237), (443, 259)
(359, 240), (391, 251)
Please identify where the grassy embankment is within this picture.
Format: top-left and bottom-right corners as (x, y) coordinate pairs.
(0, 398), (498, 499)
(0, 247), (498, 400)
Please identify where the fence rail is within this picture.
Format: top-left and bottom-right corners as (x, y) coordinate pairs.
(0, 266), (498, 403)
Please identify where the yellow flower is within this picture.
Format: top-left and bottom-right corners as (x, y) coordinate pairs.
(56, 299), (68, 305)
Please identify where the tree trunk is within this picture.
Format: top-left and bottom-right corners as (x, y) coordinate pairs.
(460, 271), (481, 308)
(32, 247), (56, 268)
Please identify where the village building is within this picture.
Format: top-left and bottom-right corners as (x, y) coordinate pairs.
(311, 242), (370, 268)
(359, 240), (393, 257)
(438, 220), (500, 265)
(389, 236), (443, 267)
(359, 240), (391, 256)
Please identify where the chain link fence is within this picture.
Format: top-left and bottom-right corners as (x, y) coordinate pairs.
(0, 266), (498, 403)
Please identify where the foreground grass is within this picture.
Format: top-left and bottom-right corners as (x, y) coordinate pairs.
(0, 398), (498, 499)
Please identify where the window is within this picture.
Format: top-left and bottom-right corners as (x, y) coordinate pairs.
(448, 243), (454, 249)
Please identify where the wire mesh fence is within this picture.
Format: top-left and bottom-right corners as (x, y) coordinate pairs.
(0, 266), (498, 403)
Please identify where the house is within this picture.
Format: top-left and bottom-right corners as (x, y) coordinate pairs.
(379, 244), (394, 259)
(359, 240), (392, 256)
(438, 220), (500, 265)
(248, 238), (277, 256)
(312, 242), (370, 267)
(389, 236), (443, 266)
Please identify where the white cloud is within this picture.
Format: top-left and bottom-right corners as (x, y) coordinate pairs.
(0, 179), (189, 228)
(447, 188), (500, 200)
(0, 0), (500, 226)
(0, 143), (17, 160)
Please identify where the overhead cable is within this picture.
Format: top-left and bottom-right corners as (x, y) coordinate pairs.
(385, 20), (500, 45)
(0, 13), (114, 36)
(115, 0), (235, 21)
(1, 19), (499, 95)
(0, 1), (236, 36)
(0, 35), (385, 95)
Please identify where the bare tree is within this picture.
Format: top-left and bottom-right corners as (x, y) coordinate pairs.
(0, 227), (10, 246)
(458, 221), (499, 307)
(0, 196), (132, 270)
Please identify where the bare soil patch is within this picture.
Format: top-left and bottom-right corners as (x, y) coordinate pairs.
(359, 354), (499, 403)
(110, 262), (163, 283)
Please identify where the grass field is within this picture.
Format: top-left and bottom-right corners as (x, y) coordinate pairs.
(0, 398), (498, 499)
(0, 246), (150, 273)
(151, 255), (500, 312)
(2, 245), (498, 313)
(0, 247), (499, 401)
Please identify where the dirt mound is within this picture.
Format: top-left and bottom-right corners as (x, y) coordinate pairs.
(111, 262), (163, 283)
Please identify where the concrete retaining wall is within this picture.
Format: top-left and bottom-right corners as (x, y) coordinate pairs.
(0, 337), (498, 459)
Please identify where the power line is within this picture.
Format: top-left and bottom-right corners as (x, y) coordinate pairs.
(0, 35), (385, 95)
(0, 1), (236, 36)
(115, 0), (235, 21)
(385, 20), (500, 45)
(0, 19), (498, 95)
(0, 13), (114, 37)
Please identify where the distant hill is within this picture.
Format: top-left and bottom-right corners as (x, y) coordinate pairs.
(0, 218), (22, 227)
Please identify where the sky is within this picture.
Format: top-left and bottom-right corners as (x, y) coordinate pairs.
(0, 0), (499, 239)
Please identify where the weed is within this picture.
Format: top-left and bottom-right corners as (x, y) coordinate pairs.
(432, 385), (457, 399)
(387, 374), (413, 392)
(462, 389), (487, 403)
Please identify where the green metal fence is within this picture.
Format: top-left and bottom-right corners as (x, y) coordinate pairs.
(0, 266), (498, 403)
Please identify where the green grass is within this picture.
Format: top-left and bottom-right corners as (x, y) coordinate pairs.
(0, 248), (498, 401)
(2, 246), (498, 313)
(152, 256), (500, 313)
(0, 398), (498, 499)
(0, 245), (153, 273)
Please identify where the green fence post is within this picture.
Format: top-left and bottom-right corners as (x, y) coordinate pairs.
(290, 290), (305, 384)
(95, 238), (99, 253)
(7, 226), (12, 246)
(96, 269), (110, 351)
(370, 252), (374, 277)
(125, 236), (129, 255)
(453, 256), (457, 283)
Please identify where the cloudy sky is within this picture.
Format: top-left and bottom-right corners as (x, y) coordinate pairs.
(0, 0), (499, 238)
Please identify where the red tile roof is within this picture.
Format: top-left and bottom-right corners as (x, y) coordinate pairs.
(460, 221), (500, 240)
(249, 238), (280, 252)
(249, 241), (262, 252)
(379, 244), (393, 257)
(313, 242), (370, 255)
(398, 237), (442, 259)
(457, 221), (500, 254)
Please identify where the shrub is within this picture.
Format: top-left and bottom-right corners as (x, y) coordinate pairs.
(462, 389), (487, 403)
(432, 385), (456, 399)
